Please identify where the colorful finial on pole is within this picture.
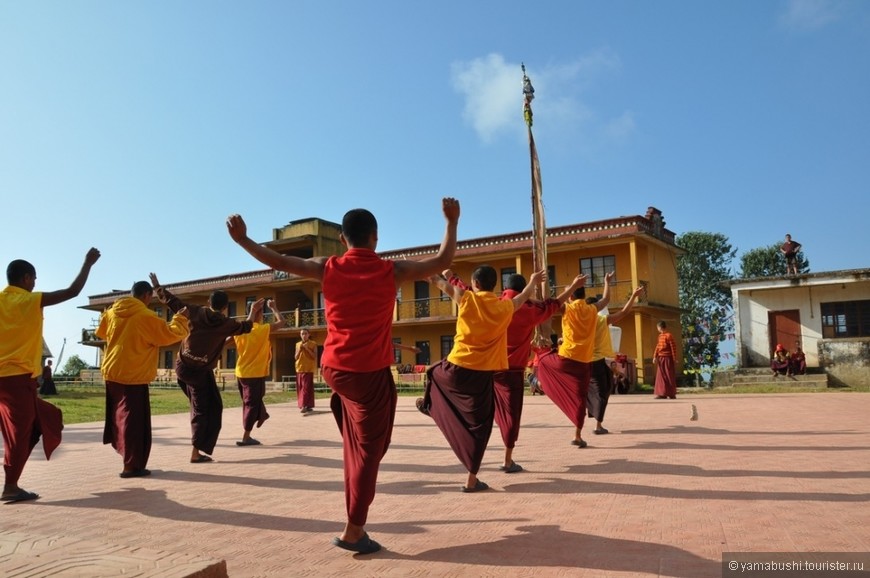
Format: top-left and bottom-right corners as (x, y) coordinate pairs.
(522, 63), (535, 127)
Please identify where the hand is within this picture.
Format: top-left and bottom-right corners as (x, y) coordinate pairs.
(227, 214), (248, 243)
(441, 269), (454, 279)
(632, 286), (646, 298)
(570, 274), (588, 289)
(177, 306), (190, 319)
(604, 271), (615, 284)
(149, 273), (160, 288)
(84, 248), (101, 266)
(442, 197), (460, 224)
(528, 269), (546, 287)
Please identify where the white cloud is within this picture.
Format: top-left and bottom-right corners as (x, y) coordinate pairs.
(779, 0), (841, 31)
(604, 111), (636, 144)
(450, 50), (625, 144)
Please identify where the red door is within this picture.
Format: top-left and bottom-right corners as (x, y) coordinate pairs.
(768, 310), (801, 354)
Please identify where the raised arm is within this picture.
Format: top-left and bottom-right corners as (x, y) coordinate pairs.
(593, 271), (615, 312)
(555, 274), (588, 305)
(149, 272), (186, 314)
(227, 214), (327, 281)
(510, 270), (546, 310)
(266, 299), (287, 332)
(41, 248), (101, 308)
(394, 198), (460, 283)
(429, 272), (463, 305)
(607, 285), (645, 324)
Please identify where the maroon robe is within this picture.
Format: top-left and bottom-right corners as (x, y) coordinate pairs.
(536, 352), (590, 429)
(586, 358), (613, 422)
(423, 361), (494, 475)
(296, 372), (315, 409)
(492, 370), (525, 448)
(237, 377), (270, 432)
(654, 356), (677, 398)
(103, 381), (151, 470)
(0, 374), (63, 486)
(322, 366), (396, 527)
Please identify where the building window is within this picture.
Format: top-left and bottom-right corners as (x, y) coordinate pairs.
(501, 267), (516, 291)
(163, 350), (173, 369)
(580, 256), (616, 287)
(821, 300), (870, 338)
(440, 335), (454, 359)
(227, 301), (237, 319)
(245, 297), (257, 315)
(226, 348), (237, 369)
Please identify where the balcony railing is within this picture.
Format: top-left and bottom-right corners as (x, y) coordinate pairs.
(81, 280), (649, 338)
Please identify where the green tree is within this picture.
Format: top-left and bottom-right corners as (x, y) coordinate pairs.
(59, 354), (89, 377)
(675, 232), (736, 384)
(739, 243), (810, 278)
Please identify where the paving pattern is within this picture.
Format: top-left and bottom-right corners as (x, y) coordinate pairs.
(2, 392), (869, 577)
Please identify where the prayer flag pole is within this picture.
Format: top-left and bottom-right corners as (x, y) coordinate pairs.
(523, 64), (552, 343)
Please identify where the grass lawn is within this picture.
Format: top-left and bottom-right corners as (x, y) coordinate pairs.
(45, 385), (320, 425)
(44, 381), (868, 425)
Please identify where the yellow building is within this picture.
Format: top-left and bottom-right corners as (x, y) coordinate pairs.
(82, 207), (683, 385)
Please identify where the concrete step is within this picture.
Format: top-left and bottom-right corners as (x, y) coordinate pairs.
(0, 530), (227, 578)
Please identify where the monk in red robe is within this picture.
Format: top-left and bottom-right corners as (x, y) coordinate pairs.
(228, 197), (460, 555)
(0, 248), (100, 502)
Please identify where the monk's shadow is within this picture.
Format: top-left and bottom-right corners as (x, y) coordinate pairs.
(44, 488), (525, 533)
(632, 440), (870, 452)
(379, 524), (719, 577)
(619, 425), (865, 436)
(503, 476), (870, 503)
(567, 458), (870, 480)
(216, 451), (472, 478)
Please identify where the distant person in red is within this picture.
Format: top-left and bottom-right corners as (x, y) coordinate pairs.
(227, 197), (460, 555)
(150, 273), (255, 464)
(0, 248), (100, 503)
(38, 359), (57, 396)
(537, 272), (612, 448)
(780, 234), (802, 276)
(653, 320), (678, 399)
(790, 341), (807, 375)
(294, 328), (318, 413)
(771, 343), (792, 377)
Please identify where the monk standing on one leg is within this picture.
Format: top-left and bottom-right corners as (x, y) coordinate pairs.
(0, 248), (100, 503)
(97, 279), (190, 477)
(421, 266), (543, 492)
(537, 272), (613, 448)
(230, 298), (286, 446)
(227, 197), (460, 555)
(150, 273), (255, 464)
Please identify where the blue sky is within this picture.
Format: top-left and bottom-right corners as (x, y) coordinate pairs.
(2, 1), (868, 368)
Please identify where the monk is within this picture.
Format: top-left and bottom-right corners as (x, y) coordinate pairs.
(653, 320), (678, 399)
(421, 266), (543, 491)
(230, 298), (286, 445)
(149, 273), (255, 464)
(0, 248), (100, 502)
(294, 328), (317, 413)
(537, 272), (613, 448)
(227, 197), (460, 555)
(96, 280), (190, 477)
(38, 360), (57, 396)
(585, 285), (645, 435)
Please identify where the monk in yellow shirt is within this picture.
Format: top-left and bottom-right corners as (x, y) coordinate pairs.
(420, 265), (543, 493)
(96, 279), (190, 478)
(230, 298), (286, 445)
(537, 272), (612, 448)
(0, 248), (100, 503)
(294, 328), (318, 413)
